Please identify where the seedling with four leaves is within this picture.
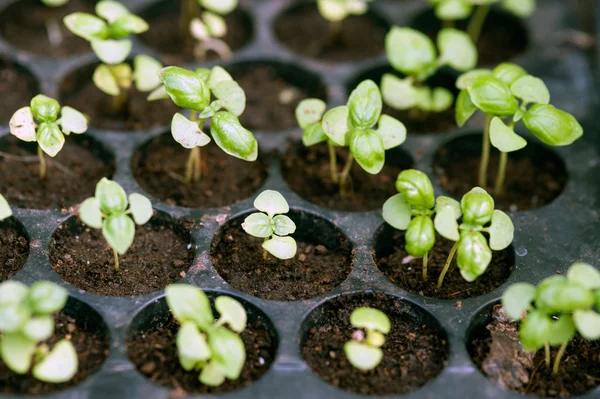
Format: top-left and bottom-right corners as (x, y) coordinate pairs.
(79, 178), (153, 272)
(502, 262), (600, 374)
(9, 94), (88, 179)
(242, 190), (297, 260)
(185, 0), (239, 60)
(0, 280), (78, 383)
(165, 284), (247, 386)
(344, 307), (390, 371)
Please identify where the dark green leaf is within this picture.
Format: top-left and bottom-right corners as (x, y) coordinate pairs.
(404, 215), (435, 257)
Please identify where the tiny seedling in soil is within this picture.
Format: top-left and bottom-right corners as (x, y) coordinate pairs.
(9, 94), (88, 180)
(344, 307), (390, 371)
(383, 169), (460, 281)
(78, 177), (153, 272)
(242, 190), (297, 260)
(382, 27), (477, 118)
(502, 262), (600, 374)
(150, 65), (257, 184)
(0, 194), (11, 221)
(456, 63), (583, 195)
(41, 0), (70, 47)
(295, 80), (407, 195)
(165, 284), (247, 386)
(186, 0), (239, 60)
(0, 280), (78, 383)
(429, 0), (536, 43)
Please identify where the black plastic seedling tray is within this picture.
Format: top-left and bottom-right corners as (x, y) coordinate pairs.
(1, 0), (599, 398)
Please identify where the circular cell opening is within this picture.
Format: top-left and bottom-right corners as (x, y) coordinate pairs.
(0, 58), (38, 124)
(0, 216), (29, 282)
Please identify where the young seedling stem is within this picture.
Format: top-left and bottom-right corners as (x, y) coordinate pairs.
(479, 114), (492, 188)
(37, 146), (47, 180)
(339, 153), (354, 196)
(113, 247), (120, 272)
(494, 151), (508, 195)
(328, 142), (338, 183)
(552, 342), (568, 375)
(437, 241), (459, 288)
(467, 4), (491, 43)
(544, 342), (551, 368)
(422, 252), (429, 281)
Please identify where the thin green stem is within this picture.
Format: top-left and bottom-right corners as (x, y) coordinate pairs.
(38, 146), (46, 180)
(437, 241), (459, 289)
(422, 251), (429, 281)
(113, 248), (120, 272)
(339, 153), (354, 196)
(328, 142), (338, 183)
(185, 149), (196, 184)
(544, 342), (551, 368)
(478, 115), (492, 188)
(493, 151), (508, 195)
(194, 146), (202, 181)
(467, 4), (490, 43)
(552, 342), (568, 374)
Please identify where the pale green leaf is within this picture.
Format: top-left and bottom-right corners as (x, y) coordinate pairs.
(457, 232), (492, 282)
(91, 39), (132, 64)
(0, 333), (36, 374)
(0, 303), (30, 333)
(501, 282), (535, 320)
(503, 0), (536, 17)
(128, 193), (152, 225)
(382, 193), (411, 230)
(437, 28), (478, 71)
(349, 129), (385, 174)
(322, 105), (350, 146)
(492, 63), (528, 86)
(455, 90), (477, 127)
(200, 362), (226, 386)
(0, 281), (27, 305)
(295, 99), (326, 129)
(253, 190), (289, 217)
(0, 194), (12, 221)
(573, 310), (600, 340)
(133, 55), (163, 92)
(377, 115), (406, 150)
(110, 14), (149, 38)
(212, 81), (246, 116)
(33, 340), (78, 383)
(215, 296), (247, 333)
(165, 285), (214, 330)
(28, 281), (68, 315)
(102, 214), (135, 255)
(95, 0), (129, 23)
(95, 177), (127, 214)
(177, 322), (211, 370)
(489, 117), (527, 152)
(488, 209), (514, 251)
(171, 113), (211, 149)
(201, 0), (238, 14)
(22, 316), (54, 342)
(385, 27), (436, 76)
(510, 75), (550, 105)
(456, 69), (491, 90)
(350, 307), (390, 333)
(59, 106), (88, 135)
(30, 94), (60, 122)
(93, 64), (120, 96)
(381, 73), (418, 110)
(241, 212), (273, 238)
(263, 236), (297, 260)
(272, 214), (296, 236)
(344, 342), (383, 371)
(434, 205), (460, 241)
(202, 12), (227, 37)
(210, 112), (257, 161)
(207, 66), (233, 90)
(9, 107), (36, 142)
(208, 327), (246, 380)
(79, 197), (103, 229)
(36, 123), (65, 157)
(63, 13), (110, 41)
(301, 123), (328, 146)
(435, 196), (461, 218)
(567, 263), (600, 290)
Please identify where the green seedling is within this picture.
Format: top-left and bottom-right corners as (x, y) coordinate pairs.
(0, 280), (78, 383)
(165, 284), (247, 386)
(435, 187), (514, 288)
(382, 27), (477, 117)
(9, 94), (88, 180)
(0, 194), (11, 221)
(344, 307), (390, 371)
(502, 262), (600, 374)
(186, 0), (238, 60)
(296, 80), (407, 195)
(149, 65), (256, 184)
(383, 169), (460, 281)
(242, 190), (297, 260)
(41, 0), (70, 47)
(79, 178), (153, 272)
(456, 63), (583, 195)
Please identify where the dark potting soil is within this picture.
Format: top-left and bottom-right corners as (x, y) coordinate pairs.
(0, 0), (91, 56)
(0, 136), (114, 210)
(211, 218), (351, 301)
(274, 5), (387, 62)
(302, 292), (449, 396)
(0, 312), (109, 395)
(469, 304), (600, 397)
(127, 318), (275, 394)
(232, 65), (317, 132)
(282, 143), (412, 212)
(132, 134), (268, 209)
(49, 218), (194, 297)
(0, 60), (37, 124)
(383, 104), (457, 135)
(375, 230), (513, 300)
(0, 218), (29, 282)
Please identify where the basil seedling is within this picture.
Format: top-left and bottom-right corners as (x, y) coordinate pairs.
(434, 187), (514, 287)
(149, 65), (257, 184)
(41, 0), (70, 47)
(0, 194), (12, 221)
(382, 27), (477, 117)
(502, 262), (600, 374)
(79, 178), (153, 272)
(383, 169), (460, 281)
(242, 190), (297, 260)
(344, 307), (390, 371)
(165, 284), (247, 386)
(187, 0), (239, 60)
(9, 94), (88, 180)
(0, 281), (78, 383)
(456, 63), (583, 194)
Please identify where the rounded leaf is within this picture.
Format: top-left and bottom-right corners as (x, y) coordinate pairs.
(79, 197), (103, 229)
(133, 55), (163, 92)
(263, 236), (297, 260)
(510, 75), (550, 105)
(488, 209), (514, 250)
(430, 87), (454, 112)
(434, 0), (473, 19)
(212, 80), (246, 116)
(253, 190), (289, 217)
(0, 333), (36, 374)
(215, 296), (247, 333)
(241, 212), (273, 238)
(349, 129), (385, 175)
(461, 187), (494, 226)
(165, 284), (214, 330)
(93, 64), (120, 96)
(63, 12), (110, 41)
(344, 342), (383, 371)
(30, 94), (60, 122)
(522, 104), (583, 146)
(302, 123), (328, 146)
(546, 315), (576, 346)
(456, 232), (492, 282)
(190, 18), (209, 40)
(347, 80), (382, 130)
(395, 169), (435, 209)
(36, 122), (65, 157)
(176, 322), (211, 370)
(503, 0), (536, 18)
(385, 27), (436, 76)
(519, 310), (552, 351)
(455, 90), (477, 127)
(573, 310), (600, 340)
(202, 11), (227, 37)
(23, 316), (54, 342)
(211, 112), (257, 161)
(381, 73), (418, 110)
(208, 326), (246, 380)
(437, 28), (477, 71)
(382, 193), (411, 230)
(95, 177), (127, 215)
(110, 14), (149, 38)
(201, 0), (238, 14)
(59, 106), (88, 135)
(207, 66), (233, 89)
(501, 282), (535, 320)
(567, 263), (600, 290)
(456, 69), (492, 90)
(0, 281), (27, 305)
(317, 0), (348, 21)
(0, 303), (30, 333)
(296, 99), (326, 129)
(102, 214), (135, 255)
(32, 340), (78, 383)
(9, 107), (36, 142)
(27, 281), (68, 315)
(489, 116), (527, 152)
(91, 39), (132, 64)
(350, 307), (390, 333)
(322, 105), (350, 146)
(95, 0), (129, 23)
(434, 205), (460, 241)
(171, 113), (211, 149)
(377, 115), (406, 150)
(466, 75), (519, 117)
(405, 215), (435, 257)
(435, 196), (462, 218)
(129, 193), (152, 225)
(491, 63), (528, 86)
(273, 215), (296, 237)
(160, 66), (211, 112)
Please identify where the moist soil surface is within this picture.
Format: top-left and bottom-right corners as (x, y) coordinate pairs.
(0, 311), (109, 395)
(383, 104), (457, 135)
(275, 5), (387, 62)
(0, 0), (91, 56)
(49, 218), (194, 297)
(302, 292), (448, 396)
(283, 143), (412, 212)
(211, 218), (351, 301)
(469, 305), (600, 397)
(0, 60), (37, 124)
(0, 218), (29, 282)
(232, 65), (317, 132)
(133, 135), (268, 208)
(0, 136), (114, 210)
(127, 318), (275, 394)
(375, 230), (513, 300)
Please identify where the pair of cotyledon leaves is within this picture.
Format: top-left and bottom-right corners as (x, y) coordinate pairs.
(344, 307), (390, 371)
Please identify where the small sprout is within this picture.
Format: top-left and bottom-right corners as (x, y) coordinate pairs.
(242, 190), (297, 260)
(344, 307), (390, 371)
(165, 284), (247, 386)
(79, 178), (153, 272)
(9, 94), (88, 180)
(382, 27), (477, 117)
(0, 194), (11, 221)
(502, 262), (600, 374)
(0, 281), (78, 383)
(456, 63), (583, 195)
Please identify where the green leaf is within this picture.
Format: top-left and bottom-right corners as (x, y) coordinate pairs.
(59, 106), (88, 135)
(322, 106), (350, 146)
(22, 316), (54, 342)
(201, 0), (238, 14)
(510, 75), (550, 105)
(253, 190), (289, 217)
(9, 107), (36, 142)
(0, 333), (36, 374)
(95, 0), (129, 23)
(241, 212), (273, 238)
(491, 63), (528, 86)
(93, 64), (120, 96)
(380, 73), (418, 110)
(489, 117), (527, 152)
(95, 177), (127, 215)
(128, 193), (152, 225)
(503, 0), (536, 18)
(537, 279), (594, 313)
(63, 12), (110, 41)
(395, 169), (435, 209)
(434, 0), (473, 20)
(429, 87), (454, 112)
(466, 75), (519, 117)
(437, 28), (477, 71)
(317, 0), (349, 22)
(349, 129), (385, 174)
(79, 197), (103, 229)
(91, 39), (132, 64)
(535, 275), (566, 313)
(0, 281), (28, 305)
(102, 214), (135, 255)
(573, 310), (600, 340)
(176, 322), (211, 371)
(382, 193), (411, 230)
(567, 263), (600, 290)
(208, 326), (246, 380)
(212, 81), (246, 117)
(456, 69), (492, 90)
(133, 55), (163, 92)
(377, 115), (406, 150)
(455, 90), (477, 127)
(502, 282), (535, 320)
(30, 94), (60, 123)
(434, 205), (460, 241)
(385, 27), (437, 76)
(0, 194), (12, 221)
(344, 342), (383, 371)
(487, 209), (514, 250)
(273, 215), (296, 237)
(0, 303), (30, 333)
(405, 215), (435, 257)
(435, 196), (461, 218)
(42, 0), (69, 6)
(109, 14), (149, 38)
(147, 86), (168, 101)
(519, 310), (552, 351)
(28, 282), (68, 316)
(210, 112), (257, 161)
(456, 232), (492, 282)
(215, 296), (247, 333)
(36, 122), (65, 158)
(32, 340), (78, 383)
(160, 67), (211, 112)
(171, 113), (211, 149)
(207, 66), (233, 90)
(295, 99), (326, 129)
(347, 80), (382, 130)
(165, 285), (214, 330)
(461, 187), (494, 226)
(302, 123), (328, 146)
(202, 12), (227, 37)
(350, 307), (390, 333)
(263, 236), (297, 260)
(522, 104), (583, 146)
(547, 315), (576, 345)
(200, 362), (226, 386)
